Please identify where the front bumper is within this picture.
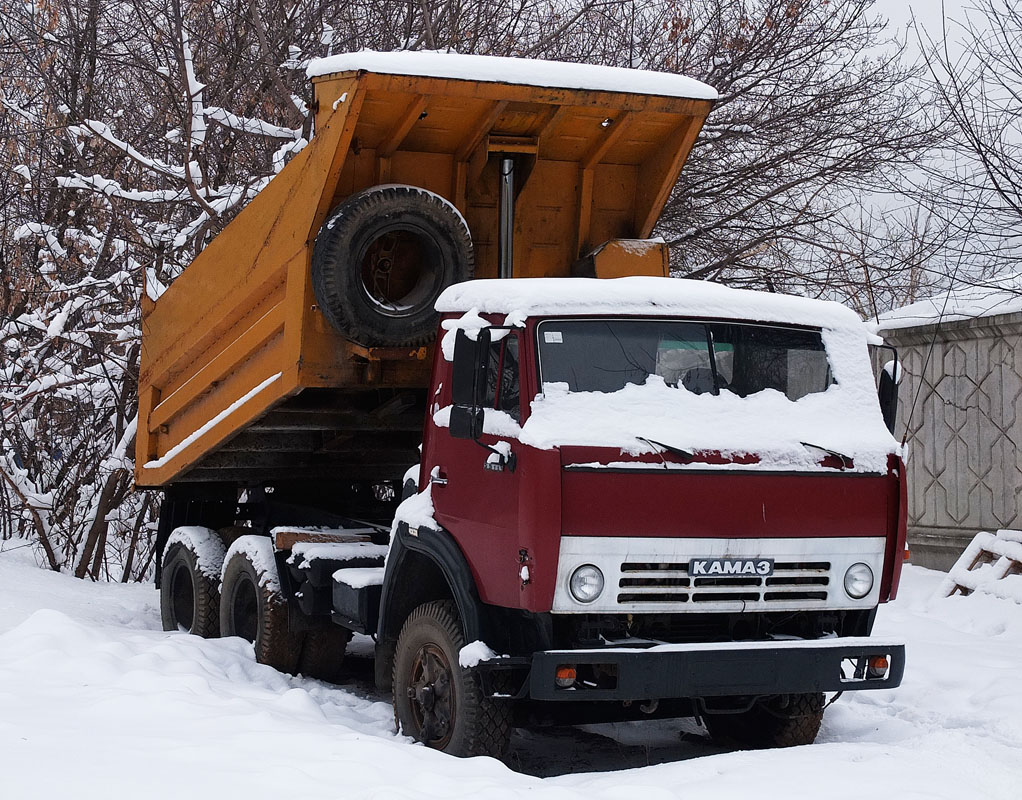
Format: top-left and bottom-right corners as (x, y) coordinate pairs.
(483, 636), (904, 702)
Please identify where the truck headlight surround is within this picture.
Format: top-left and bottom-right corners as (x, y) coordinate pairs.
(843, 562), (874, 599)
(569, 564), (605, 603)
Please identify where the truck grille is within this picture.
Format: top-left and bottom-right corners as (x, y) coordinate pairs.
(617, 561), (831, 605)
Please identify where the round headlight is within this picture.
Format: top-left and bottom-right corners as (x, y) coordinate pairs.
(569, 565), (605, 603)
(843, 562), (874, 599)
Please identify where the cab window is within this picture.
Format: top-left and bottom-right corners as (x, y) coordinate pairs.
(483, 335), (521, 422)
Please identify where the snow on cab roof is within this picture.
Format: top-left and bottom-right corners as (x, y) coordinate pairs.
(306, 50), (718, 101)
(436, 276), (870, 333)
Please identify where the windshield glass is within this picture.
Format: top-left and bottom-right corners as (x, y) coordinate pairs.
(537, 319), (833, 401)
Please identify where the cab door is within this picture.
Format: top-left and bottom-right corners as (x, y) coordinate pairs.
(428, 332), (525, 608)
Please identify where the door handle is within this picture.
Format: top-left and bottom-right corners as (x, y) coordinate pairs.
(430, 473), (448, 486)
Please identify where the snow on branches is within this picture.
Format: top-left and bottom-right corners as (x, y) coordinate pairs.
(0, 0), (317, 578)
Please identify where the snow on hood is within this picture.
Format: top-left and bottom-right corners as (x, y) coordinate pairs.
(307, 50), (718, 101)
(521, 376), (898, 473)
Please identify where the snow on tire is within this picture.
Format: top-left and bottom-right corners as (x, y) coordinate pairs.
(160, 526), (227, 638)
(220, 535), (304, 675)
(392, 600), (511, 758)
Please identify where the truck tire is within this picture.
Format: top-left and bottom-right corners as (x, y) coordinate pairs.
(220, 536), (303, 674)
(297, 625), (353, 684)
(312, 185), (474, 346)
(392, 600), (511, 758)
(160, 527), (226, 638)
(702, 692), (825, 748)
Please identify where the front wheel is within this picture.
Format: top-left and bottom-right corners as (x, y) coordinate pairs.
(392, 600), (511, 758)
(702, 692), (825, 748)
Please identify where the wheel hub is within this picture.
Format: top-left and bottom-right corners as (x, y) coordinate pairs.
(230, 574), (259, 643)
(408, 643), (455, 746)
(359, 226), (441, 317)
(169, 561), (195, 632)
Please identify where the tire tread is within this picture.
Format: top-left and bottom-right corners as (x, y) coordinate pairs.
(312, 185), (474, 347)
(220, 540), (303, 674)
(393, 600), (512, 758)
(160, 527), (225, 638)
(703, 692), (824, 749)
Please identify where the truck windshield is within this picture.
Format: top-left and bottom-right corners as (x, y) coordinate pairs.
(537, 319), (833, 401)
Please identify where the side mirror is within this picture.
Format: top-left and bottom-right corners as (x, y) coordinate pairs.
(878, 359), (901, 434)
(450, 327), (491, 441)
(451, 327), (490, 407)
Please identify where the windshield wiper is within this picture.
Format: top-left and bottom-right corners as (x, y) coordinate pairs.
(637, 437), (695, 464)
(800, 441), (853, 470)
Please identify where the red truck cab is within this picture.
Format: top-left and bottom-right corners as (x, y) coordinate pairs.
(374, 275), (905, 753)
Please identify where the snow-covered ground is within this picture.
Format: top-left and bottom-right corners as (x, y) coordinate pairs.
(1, 542), (1020, 799)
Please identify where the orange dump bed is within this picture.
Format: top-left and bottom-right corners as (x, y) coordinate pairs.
(136, 52), (715, 488)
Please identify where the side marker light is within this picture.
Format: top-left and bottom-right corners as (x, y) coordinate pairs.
(555, 666), (577, 688)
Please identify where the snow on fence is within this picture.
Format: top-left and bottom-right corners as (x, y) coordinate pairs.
(941, 530), (1022, 603)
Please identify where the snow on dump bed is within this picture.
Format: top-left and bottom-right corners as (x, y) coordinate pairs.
(875, 270), (1022, 331)
(307, 50), (718, 100)
(436, 278), (899, 472)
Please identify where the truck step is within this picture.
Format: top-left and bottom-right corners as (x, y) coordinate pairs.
(287, 540), (389, 585)
(332, 569), (386, 635)
(287, 540), (389, 618)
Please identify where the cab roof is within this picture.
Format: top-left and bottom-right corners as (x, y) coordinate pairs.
(436, 276), (873, 335)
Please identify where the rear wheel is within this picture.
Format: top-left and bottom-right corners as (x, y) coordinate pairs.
(220, 536), (303, 674)
(702, 692), (825, 748)
(297, 625), (353, 684)
(392, 600), (511, 758)
(160, 527), (226, 638)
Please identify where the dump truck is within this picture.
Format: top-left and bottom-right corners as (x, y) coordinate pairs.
(140, 51), (906, 759)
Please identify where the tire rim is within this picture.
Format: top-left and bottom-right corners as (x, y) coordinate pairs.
(230, 573), (259, 643)
(406, 643), (456, 748)
(358, 225), (443, 318)
(169, 560), (195, 632)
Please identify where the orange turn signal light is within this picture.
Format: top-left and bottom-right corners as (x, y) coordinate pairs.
(555, 665), (577, 688)
(866, 655), (890, 679)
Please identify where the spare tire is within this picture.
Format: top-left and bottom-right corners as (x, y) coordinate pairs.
(312, 185), (474, 346)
